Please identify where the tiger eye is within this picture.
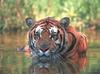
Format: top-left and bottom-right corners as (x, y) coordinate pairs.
(50, 32), (58, 41)
(34, 31), (40, 40)
(35, 31), (40, 36)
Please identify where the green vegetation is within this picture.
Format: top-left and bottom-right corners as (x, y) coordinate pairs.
(0, 0), (100, 32)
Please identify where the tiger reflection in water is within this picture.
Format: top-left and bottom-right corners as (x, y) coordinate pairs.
(22, 17), (87, 74)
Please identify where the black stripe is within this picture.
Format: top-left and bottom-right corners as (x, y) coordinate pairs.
(67, 32), (76, 52)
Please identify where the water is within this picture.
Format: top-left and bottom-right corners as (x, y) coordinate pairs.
(0, 32), (100, 74)
(0, 32), (30, 74)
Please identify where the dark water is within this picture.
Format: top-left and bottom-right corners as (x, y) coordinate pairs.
(0, 32), (100, 74)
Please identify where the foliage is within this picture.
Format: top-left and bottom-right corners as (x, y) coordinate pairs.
(0, 0), (100, 31)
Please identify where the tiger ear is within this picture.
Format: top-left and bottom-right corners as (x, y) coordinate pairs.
(60, 17), (70, 28)
(25, 17), (35, 27)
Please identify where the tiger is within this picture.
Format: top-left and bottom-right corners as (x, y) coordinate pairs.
(21, 17), (88, 74)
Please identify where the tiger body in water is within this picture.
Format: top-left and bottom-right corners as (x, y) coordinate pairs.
(19, 17), (88, 74)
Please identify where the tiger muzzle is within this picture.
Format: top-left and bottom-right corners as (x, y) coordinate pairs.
(39, 42), (50, 52)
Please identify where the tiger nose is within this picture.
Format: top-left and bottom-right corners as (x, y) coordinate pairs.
(40, 42), (49, 52)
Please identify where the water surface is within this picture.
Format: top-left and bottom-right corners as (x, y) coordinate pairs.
(0, 32), (100, 74)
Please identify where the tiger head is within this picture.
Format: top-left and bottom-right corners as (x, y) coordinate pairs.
(25, 17), (70, 64)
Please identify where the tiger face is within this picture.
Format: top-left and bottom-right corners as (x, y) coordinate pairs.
(24, 17), (87, 74)
(28, 18), (66, 57)
(32, 25), (60, 52)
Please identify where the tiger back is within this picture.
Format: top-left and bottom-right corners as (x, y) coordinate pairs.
(66, 26), (88, 69)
